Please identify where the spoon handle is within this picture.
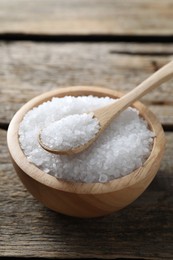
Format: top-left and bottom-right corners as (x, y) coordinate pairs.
(95, 60), (173, 125)
(118, 60), (173, 109)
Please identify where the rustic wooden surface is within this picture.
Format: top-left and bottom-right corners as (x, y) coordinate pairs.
(1, 0), (173, 259)
(0, 42), (173, 126)
(0, 0), (173, 35)
(1, 129), (173, 258)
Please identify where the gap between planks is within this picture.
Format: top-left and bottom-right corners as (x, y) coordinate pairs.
(0, 33), (173, 43)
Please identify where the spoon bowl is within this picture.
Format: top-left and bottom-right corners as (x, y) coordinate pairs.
(38, 122), (101, 156)
(7, 86), (165, 218)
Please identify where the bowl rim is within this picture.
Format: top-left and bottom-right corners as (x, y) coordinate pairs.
(7, 86), (165, 194)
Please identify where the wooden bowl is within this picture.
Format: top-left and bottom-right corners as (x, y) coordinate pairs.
(7, 86), (165, 218)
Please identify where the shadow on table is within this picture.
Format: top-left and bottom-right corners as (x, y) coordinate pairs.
(40, 174), (173, 257)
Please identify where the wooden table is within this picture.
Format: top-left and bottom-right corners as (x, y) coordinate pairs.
(0, 1), (173, 259)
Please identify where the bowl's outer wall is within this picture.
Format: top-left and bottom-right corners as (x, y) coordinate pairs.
(8, 87), (166, 218)
(12, 151), (163, 218)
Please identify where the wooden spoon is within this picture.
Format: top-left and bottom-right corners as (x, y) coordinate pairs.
(38, 61), (173, 155)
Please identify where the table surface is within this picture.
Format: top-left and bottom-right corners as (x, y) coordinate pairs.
(0, 1), (173, 259)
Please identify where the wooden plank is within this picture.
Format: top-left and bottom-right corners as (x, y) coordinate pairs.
(1, 128), (173, 259)
(0, 42), (173, 125)
(0, 0), (173, 35)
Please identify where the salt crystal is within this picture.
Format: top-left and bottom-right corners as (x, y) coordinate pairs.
(19, 95), (155, 183)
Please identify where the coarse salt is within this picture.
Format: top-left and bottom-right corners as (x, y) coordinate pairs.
(19, 95), (155, 183)
(40, 113), (100, 151)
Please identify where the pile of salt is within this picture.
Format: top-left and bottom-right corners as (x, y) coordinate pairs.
(19, 96), (155, 183)
(40, 113), (99, 151)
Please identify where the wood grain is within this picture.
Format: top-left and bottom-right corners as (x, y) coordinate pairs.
(1, 129), (173, 258)
(0, 42), (173, 125)
(0, 0), (173, 35)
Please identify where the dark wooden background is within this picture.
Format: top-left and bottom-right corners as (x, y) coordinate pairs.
(0, 1), (173, 259)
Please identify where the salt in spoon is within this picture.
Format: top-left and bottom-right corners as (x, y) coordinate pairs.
(38, 60), (173, 155)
